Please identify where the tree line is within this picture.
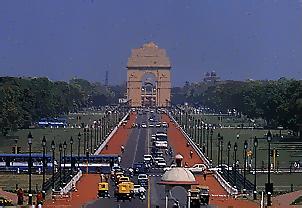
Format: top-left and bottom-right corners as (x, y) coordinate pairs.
(172, 78), (302, 131)
(0, 77), (122, 134)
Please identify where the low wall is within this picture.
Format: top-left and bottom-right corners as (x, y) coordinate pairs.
(167, 111), (238, 196)
(94, 111), (130, 155)
(54, 170), (82, 196)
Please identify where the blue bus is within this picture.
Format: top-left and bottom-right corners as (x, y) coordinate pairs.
(0, 153), (52, 173)
(38, 117), (67, 128)
(0, 153), (120, 174)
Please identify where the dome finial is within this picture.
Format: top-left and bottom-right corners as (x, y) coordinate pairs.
(175, 154), (183, 167)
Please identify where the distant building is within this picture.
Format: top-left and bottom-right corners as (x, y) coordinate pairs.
(203, 71), (220, 84)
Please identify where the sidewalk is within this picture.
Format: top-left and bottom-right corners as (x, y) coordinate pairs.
(43, 112), (136, 208)
(272, 190), (302, 208)
(0, 188), (18, 204)
(162, 114), (258, 208)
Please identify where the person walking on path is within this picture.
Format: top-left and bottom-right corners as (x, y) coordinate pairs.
(190, 150), (193, 159)
(17, 188), (24, 205)
(36, 191), (43, 205)
(121, 145), (125, 153)
(203, 172), (207, 181)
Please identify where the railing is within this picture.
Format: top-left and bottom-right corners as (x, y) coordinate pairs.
(168, 111), (239, 196)
(59, 170), (82, 196)
(94, 111), (130, 155)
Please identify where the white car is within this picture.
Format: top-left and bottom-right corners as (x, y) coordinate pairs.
(138, 174), (148, 181)
(209, 164), (232, 171)
(141, 123), (147, 128)
(156, 123), (161, 128)
(162, 122), (168, 128)
(163, 164), (176, 172)
(134, 184), (141, 195)
(188, 164), (207, 174)
(149, 124), (154, 128)
(155, 141), (168, 149)
(143, 154), (153, 164)
(155, 158), (166, 168)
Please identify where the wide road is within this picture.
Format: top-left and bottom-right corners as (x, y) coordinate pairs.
(85, 111), (213, 208)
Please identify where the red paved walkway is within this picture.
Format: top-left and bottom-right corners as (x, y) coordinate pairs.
(44, 112), (136, 208)
(162, 114), (258, 208)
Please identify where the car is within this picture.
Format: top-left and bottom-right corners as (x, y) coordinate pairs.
(138, 174), (148, 181)
(149, 124), (154, 128)
(163, 164), (176, 172)
(155, 158), (166, 168)
(187, 164), (207, 174)
(141, 123), (147, 128)
(156, 123), (161, 128)
(143, 154), (153, 164)
(152, 151), (164, 158)
(209, 164), (232, 171)
(138, 174), (149, 187)
(134, 184), (141, 195)
(162, 122), (168, 128)
(133, 162), (148, 174)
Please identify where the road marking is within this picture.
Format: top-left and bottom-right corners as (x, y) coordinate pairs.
(148, 175), (151, 208)
(132, 128), (141, 166)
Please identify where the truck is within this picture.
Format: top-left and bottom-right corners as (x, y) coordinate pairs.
(188, 186), (210, 207)
(114, 181), (134, 201)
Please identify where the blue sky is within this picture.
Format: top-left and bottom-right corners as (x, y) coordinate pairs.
(0, 0), (301, 86)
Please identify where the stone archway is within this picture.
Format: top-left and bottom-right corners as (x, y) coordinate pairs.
(127, 42), (171, 107)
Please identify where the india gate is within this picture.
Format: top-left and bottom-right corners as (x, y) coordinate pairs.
(127, 42), (171, 107)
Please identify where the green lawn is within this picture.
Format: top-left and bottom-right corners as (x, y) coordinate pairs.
(0, 173), (51, 193)
(0, 112), (108, 159)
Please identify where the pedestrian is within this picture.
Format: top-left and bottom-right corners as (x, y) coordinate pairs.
(17, 188), (24, 205)
(36, 191), (43, 205)
(203, 172), (207, 181)
(190, 150), (193, 159)
(105, 144), (108, 150)
(121, 145), (125, 153)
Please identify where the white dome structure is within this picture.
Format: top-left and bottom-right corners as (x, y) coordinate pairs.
(158, 154), (197, 185)
(159, 167), (197, 185)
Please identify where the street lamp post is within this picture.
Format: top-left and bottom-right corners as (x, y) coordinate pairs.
(70, 136), (73, 170)
(185, 111), (188, 132)
(267, 130), (272, 206)
(83, 128), (87, 155)
(63, 141), (67, 183)
(220, 136), (224, 168)
(78, 132), (81, 168)
(59, 143), (62, 188)
(42, 136), (46, 192)
(253, 136), (258, 200)
(194, 119), (197, 143)
(206, 126), (209, 157)
(27, 132), (33, 205)
(210, 127), (213, 161)
(197, 119), (200, 147)
(227, 141), (231, 182)
(51, 140), (55, 191)
(90, 126), (93, 153)
(234, 142), (238, 188)
(243, 140), (248, 192)
(217, 133), (221, 166)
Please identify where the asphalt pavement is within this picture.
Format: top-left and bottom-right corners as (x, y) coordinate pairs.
(84, 112), (213, 208)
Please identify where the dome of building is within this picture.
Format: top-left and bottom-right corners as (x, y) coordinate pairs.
(159, 167), (197, 185)
(158, 154), (197, 185)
